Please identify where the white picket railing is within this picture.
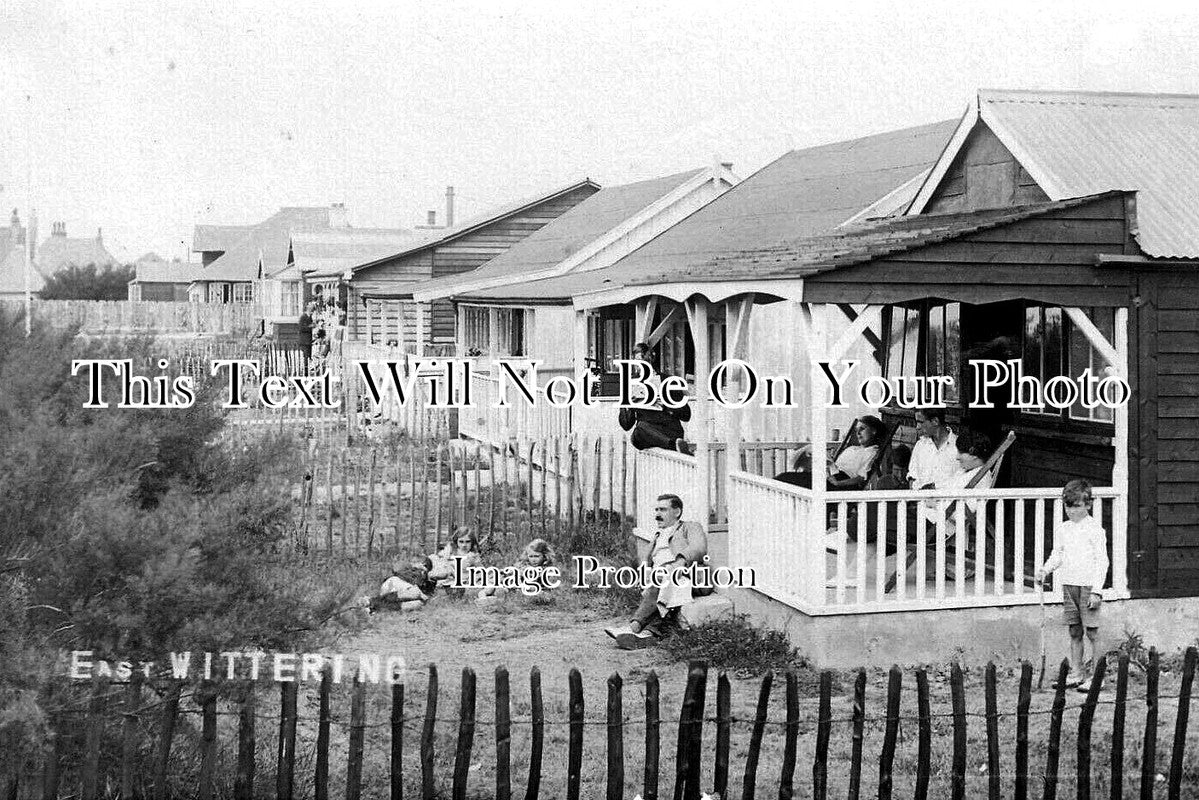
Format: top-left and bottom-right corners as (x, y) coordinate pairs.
(726, 478), (1123, 613)
(634, 448), (701, 533)
(459, 370), (572, 444)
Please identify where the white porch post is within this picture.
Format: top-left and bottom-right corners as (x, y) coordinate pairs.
(488, 308), (500, 359)
(686, 298), (712, 533)
(574, 309), (589, 392)
(1113, 306), (1130, 596)
(800, 302), (829, 605)
(1065, 306), (1130, 597)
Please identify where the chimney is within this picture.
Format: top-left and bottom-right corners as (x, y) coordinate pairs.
(10, 209), (19, 242)
(28, 209), (37, 259)
(96, 227), (103, 243)
(445, 186), (455, 227)
(426, 210), (437, 227)
(329, 202), (348, 228)
(52, 221), (67, 237)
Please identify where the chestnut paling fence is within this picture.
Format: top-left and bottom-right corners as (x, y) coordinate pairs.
(5, 648), (1197, 800)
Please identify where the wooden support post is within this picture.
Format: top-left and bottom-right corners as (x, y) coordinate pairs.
(391, 678), (405, 800)
(801, 302), (828, 603)
(277, 681), (298, 800)
(527, 667), (544, 800)
(984, 662), (1000, 800)
(566, 669), (584, 800)
(686, 298), (713, 528)
(316, 665), (332, 800)
(1078, 655), (1109, 800)
(810, 671), (828, 800)
(949, 662), (966, 800)
(606, 674), (624, 800)
(847, 669), (865, 800)
(80, 677), (105, 800)
(714, 673), (730, 800)
(1167, 647), (1197, 800)
(915, 668), (931, 800)
(120, 673), (141, 799)
(644, 671), (661, 800)
(234, 683), (256, 800)
(197, 684), (218, 800)
(422, 665), (438, 800)
(1044, 660), (1070, 800)
(879, 666), (902, 800)
(494, 667), (511, 800)
(346, 674), (367, 800)
(1111, 654), (1130, 800)
(1015, 662), (1032, 800)
(1141, 649), (1160, 800)
(779, 669), (799, 800)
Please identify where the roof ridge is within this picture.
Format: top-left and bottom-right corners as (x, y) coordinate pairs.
(980, 88), (1199, 107)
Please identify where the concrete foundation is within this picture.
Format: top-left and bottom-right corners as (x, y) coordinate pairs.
(725, 588), (1199, 669)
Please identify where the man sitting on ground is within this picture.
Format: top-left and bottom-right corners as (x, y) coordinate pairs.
(605, 493), (708, 649)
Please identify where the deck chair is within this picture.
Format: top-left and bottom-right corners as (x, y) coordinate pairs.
(883, 431), (1017, 593)
(828, 418), (899, 491)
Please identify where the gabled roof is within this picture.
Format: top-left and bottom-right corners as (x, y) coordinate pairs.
(420, 168), (725, 301)
(0, 243), (48, 295)
(908, 89), (1199, 258)
(351, 178), (601, 275)
(289, 229), (418, 280)
(193, 224), (252, 254)
(572, 120), (958, 283)
(199, 207), (331, 282)
(37, 234), (118, 273)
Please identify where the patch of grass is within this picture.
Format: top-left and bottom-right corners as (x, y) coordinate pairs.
(659, 614), (813, 680)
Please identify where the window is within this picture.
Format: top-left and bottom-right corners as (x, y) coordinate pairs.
(883, 301), (961, 403)
(281, 281), (300, 317)
(462, 307), (490, 354)
(233, 282), (254, 304)
(1024, 305), (1116, 422)
(495, 308), (527, 356)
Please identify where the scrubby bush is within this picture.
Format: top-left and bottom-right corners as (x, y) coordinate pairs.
(0, 309), (349, 769)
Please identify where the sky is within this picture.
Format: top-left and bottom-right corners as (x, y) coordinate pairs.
(2, 0), (1199, 261)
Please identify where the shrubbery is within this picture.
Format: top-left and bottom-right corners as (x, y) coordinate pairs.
(0, 309), (349, 767)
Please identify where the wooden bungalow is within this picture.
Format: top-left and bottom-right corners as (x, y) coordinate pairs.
(570, 91), (1199, 656)
(331, 179), (600, 353)
(409, 165), (738, 443)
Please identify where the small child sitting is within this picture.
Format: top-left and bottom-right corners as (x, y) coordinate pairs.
(428, 527), (484, 596)
(477, 538), (556, 604)
(362, 557), (435, 614)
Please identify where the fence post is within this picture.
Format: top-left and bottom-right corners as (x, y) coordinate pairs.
(1167, 646), (1197, 800)
(277, 680), (299, 800)
(1043, 659), (1070, 800)
(809, 671), (828, 800)
(452, 668), (477, 800)
(234, 682), (256, 800)
(346, 674), (367, 800)
(984, 662), (1000, 800)
(778, 668), (799, 800)
(527, 667), (544, 800)
(153, 681), (182, 799)
(495, 667), (511, 800)
(879, 665), (902, 800)
(1015, 661), (1033, 800)
(316, 665), (332, 800)
(422, 664), (438, 800)
(567, 668), (584, 800)
(325, 452), (335, 554)
(1110, 653), (1129, 800)
(606, 673), (624, 800)
(1077, 655), (1108, 800)
(120, 672), (142, 799)
(714, 672), (730, 800)
(80, 676), (105, 800)
(847, 668), (865, 800)
(392, 675), (405, 800)
(949, 662), (966, 800)
(197, 683), (218, 800)
(644, 670), (660, 800)
(915, 668), (931, 800)
(1140, 648), (1160, 800)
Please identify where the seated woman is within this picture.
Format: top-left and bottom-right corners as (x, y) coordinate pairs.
(774, 415), (888, 490)
(919, 428), (993, 521)
(618, 342), (695, 455)
(428, 527), (484, 596)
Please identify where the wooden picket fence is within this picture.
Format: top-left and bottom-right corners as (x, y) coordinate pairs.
(274, 434), (640, 557)
(1, 298), (264, 335)
(10, 648), (1197, 800)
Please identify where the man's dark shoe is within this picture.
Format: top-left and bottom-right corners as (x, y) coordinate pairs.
(615, 631), (657, 650)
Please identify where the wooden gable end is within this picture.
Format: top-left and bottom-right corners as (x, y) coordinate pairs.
(925, 123), (1050, 214)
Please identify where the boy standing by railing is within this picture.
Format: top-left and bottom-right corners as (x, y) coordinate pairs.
(1036, 479), (1109, 689)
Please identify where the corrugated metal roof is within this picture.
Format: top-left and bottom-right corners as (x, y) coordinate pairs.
(966, 90), (1199, 258)
(424, 169), (707, 300)
(577, 120), (958, 281)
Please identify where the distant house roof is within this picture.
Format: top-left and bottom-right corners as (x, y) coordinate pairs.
(0, 236), (47, 295)
(568, 120), (957, 285)
(132, 257), (206, 284)
(351, 178), (601, 275)
(199, 207), (332, 282)
(290, 229), (418, 280)
(909, 89), (1199, 258)
(193, 224), (252, 254)
(35, 226), (119, 275)
(423, 168), (720, 302)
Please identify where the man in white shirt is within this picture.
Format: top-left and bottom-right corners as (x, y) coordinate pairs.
(907, 408), (963, 489)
